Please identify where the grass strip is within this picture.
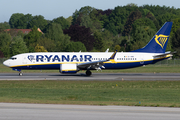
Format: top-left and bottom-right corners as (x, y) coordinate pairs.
(0, 80), (180, 107)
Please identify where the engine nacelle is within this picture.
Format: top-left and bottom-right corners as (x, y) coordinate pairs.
(60, 64), (78, 73)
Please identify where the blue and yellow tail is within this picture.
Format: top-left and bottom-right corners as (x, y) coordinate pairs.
(131, 22), (173, 53)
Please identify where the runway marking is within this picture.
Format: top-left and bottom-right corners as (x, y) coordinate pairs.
(0, 73), (180, 81)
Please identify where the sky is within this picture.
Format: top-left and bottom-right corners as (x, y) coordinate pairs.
(0, 0), (180, 23)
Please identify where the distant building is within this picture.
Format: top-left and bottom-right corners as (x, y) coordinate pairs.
(5, 28), (43, 34)
(5, 29), (32, 34)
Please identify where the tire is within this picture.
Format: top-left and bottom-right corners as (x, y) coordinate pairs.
(19, 73), (23, 76)
(86, 70), (92, 76)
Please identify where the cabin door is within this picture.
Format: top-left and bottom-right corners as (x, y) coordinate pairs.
(22, 55), (27, 64)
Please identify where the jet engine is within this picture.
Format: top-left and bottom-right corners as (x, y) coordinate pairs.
(60, 64), (78, 73)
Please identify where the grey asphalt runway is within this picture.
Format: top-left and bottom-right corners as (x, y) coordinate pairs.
(0, 73), (180, 80)
(0, 74), (180, 120)
(0, 103), (180, 120)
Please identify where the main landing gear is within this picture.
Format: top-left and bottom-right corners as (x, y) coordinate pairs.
(86, 70), (92, 76)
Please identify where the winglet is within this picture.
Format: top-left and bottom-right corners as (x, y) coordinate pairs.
(105, 48), (109, 53)
(109, 50), (117, 60)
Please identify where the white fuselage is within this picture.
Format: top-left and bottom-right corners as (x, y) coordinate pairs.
(3, 52), (169, 70)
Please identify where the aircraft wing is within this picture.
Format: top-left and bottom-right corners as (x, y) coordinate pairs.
(77, 50), (117, 70)
(153, 51), (176, 57)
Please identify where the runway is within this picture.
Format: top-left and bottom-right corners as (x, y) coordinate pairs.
(0, 73), (180, 80)
(0, 103), (180, 120)
(1, 72), (180, 120)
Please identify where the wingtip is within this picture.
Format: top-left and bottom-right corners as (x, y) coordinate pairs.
(109, 50), (117, 60)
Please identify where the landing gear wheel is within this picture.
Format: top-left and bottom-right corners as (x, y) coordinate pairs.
(86, 70), (92, 76)
(19, 72), (23, 76)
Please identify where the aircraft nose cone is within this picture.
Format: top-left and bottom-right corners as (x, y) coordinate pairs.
(3, 60), (9, 67)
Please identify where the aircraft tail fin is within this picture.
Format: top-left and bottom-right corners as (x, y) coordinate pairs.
(131, 22), (173, 53)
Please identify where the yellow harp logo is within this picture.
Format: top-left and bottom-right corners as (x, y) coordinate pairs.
(155, 34), (169, 49)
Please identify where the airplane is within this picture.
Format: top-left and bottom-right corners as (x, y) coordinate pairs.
(3, 22), (174, 76)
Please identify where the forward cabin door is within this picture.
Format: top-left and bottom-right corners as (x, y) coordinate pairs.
(22, 55), (27, 64)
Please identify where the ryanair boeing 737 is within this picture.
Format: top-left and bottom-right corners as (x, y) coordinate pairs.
(3, 22), (174, 76)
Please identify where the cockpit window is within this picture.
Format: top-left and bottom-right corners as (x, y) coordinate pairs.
(10, 57), (17, 60)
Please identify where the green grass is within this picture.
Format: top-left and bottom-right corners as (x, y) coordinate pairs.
(0, 80), (180, 107)
(1, 64), (180, 73)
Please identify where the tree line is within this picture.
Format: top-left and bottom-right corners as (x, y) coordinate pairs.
(1, 3), (180, 58)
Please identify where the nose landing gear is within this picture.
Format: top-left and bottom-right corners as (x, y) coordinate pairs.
(19, 72), (23, 76)
(12, 68), (23, 76)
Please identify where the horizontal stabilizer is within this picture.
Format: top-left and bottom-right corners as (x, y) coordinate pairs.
(153, 51), (176, 57)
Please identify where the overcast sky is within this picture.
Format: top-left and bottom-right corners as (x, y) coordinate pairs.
(0, 0), (179, 23)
